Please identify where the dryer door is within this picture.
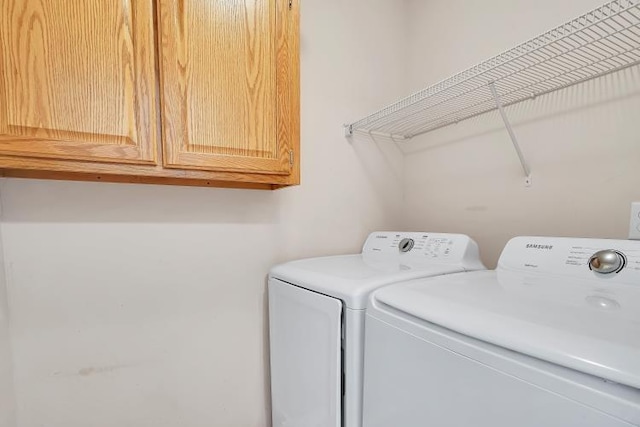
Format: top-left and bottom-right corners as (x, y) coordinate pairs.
(268, 278), (342, 427)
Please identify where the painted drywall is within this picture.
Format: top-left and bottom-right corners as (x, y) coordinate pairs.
(0, 0), (406, 426)
(402, 0), (640, 267)
(0, 209), (14, 427)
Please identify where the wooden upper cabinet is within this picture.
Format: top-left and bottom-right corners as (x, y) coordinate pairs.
(0, 0), (157, 164)
(157, 0), (296, 175)
(0, 0), (299, 188)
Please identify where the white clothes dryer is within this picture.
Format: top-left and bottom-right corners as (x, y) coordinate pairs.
(268, 231), (485, 427)
(363, 236), (640, 427)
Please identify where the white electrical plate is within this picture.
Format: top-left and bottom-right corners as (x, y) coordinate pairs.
(629, 202), (640, 240)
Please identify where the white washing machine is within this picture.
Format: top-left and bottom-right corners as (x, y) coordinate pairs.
(363, 236), (640, 427)
(268, 231), (485, 427)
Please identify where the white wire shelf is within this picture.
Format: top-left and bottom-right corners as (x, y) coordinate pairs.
(346, 0), (640, 140)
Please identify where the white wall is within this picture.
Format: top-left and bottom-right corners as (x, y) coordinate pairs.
(0, 0), (406, 425)
(0, 205), (15, 427)
(402, 0), (640, 267)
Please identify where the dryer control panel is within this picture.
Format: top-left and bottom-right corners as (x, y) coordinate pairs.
(498, 236), (640, 284)
(362, 232), (483, 268)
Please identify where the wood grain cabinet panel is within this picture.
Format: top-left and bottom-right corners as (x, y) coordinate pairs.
(157, 0), (296, 175)
(0, 0), (157, 164)
(0, 0), (299, 188)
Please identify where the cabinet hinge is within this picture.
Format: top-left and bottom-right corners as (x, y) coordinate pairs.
(289, 150), (294, 166)
(288, 0), (292, 10)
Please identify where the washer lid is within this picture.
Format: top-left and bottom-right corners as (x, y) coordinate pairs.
(270, 254), (468, 309)
(373, 269), (640, 389)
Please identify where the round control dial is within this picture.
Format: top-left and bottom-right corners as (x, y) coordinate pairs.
(398, 238), (415, 253)
(588, 250), (625, 274)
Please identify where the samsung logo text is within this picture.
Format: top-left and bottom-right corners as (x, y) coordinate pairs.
(526, 244), (553, 250)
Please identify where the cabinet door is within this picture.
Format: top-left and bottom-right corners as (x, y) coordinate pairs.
(0, 0), (157, 164)
(158, 0), (296, 175)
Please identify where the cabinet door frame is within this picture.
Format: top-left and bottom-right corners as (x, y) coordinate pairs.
(0, 0), (158, 165)
(157, 0), (299, 176)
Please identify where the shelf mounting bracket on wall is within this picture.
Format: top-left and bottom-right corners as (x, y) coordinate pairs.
(488, 82), (532, 187)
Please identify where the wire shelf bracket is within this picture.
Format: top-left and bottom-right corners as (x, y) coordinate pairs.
(344, 124), (353, 137)
(344, 0), (640, 186)
(488, 82), (532, 187)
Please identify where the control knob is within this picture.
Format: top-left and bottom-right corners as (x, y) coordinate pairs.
(588, 250), (625, 274)
(398, 238), (415, 253)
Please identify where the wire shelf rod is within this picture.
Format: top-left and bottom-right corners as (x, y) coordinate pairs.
(383, 18), (639, 135)
(404, 60), (639, 137)
(387, 54), (639, 137)
(405, 59), (640, 139)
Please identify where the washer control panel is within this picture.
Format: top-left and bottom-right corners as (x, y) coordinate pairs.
(499, 236), (640, 283)
(362, 232), (480, 265)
